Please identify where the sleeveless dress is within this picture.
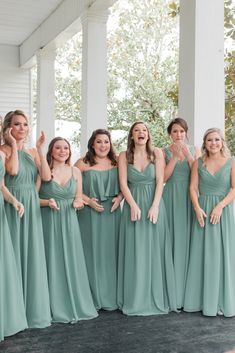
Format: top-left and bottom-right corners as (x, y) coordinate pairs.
(163, 147), (194, 308)
(0, 157), (27, 341)
(77, 168), (121, 310)
(184, 157), (235, 317)
(117, 163), (177, 315)
(4, 150), (51, 328)
(39, 174), (98, 322)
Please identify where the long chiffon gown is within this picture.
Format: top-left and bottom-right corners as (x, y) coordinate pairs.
(163, 147), (194, 308)
(0, 157), (27, 341)
(118, 163), (177, 315)
(78, 168), (121, 310)
(184, 157), (235, 317)
(39, 174), (98, 323)
(4, 150), (51, 328)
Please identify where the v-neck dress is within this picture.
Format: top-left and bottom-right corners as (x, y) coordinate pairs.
(117, 163), (177, 315)
(162, 146), (194, 308)
(39, 175), (98, 322)
(184, 157), (235, 317)
(77, 168), (121, 310)
(4, 150), (51, 328)
(0, 157), (27, 341)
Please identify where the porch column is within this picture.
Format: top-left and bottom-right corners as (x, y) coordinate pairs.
(36, 49), (56, 145)
(80, 9), (109, 155)
(179, 0), (224, 146)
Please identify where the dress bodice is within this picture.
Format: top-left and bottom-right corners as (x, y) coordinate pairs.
(5, 150), (38, 189)
(198, 157), (233, 197)
(39, 176), (76, 202)
(127, 163), (155, 188)
(164, 146), (194, 183)
(82, 167), (119, 201)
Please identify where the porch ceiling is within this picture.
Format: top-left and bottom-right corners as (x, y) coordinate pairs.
(0, 0), (64, 46)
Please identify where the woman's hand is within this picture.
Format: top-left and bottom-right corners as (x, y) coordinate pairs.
(194, 206), (207, 227)
(147, 205), (159, 224)
(5, 128), (17, 146)
(12, 199), (24, 217)
(171, 143), (182, 160)
(130, 204), (141, 221)
(48, 198), (60, 211)
(110, 196), (122, 213)
(73, 197), (84, 210)
(210, 204), (223, 225)
(36, 131), (46, 151)
(88, 198), (104, 213)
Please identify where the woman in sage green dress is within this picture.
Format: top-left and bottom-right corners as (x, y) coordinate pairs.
(40, 137), (97, 323)
(184, 128), (235, 317)
(118, 121), (177, 316)
(0, 151), (27, 341)
(75, 129), (122, 310)
(1, 110), (51, 328)
(162, 118), (199, 308)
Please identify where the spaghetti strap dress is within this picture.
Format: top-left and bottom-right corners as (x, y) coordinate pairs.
(184, 157), (235, 317)
(163, 146), (194, 308)
(39, 173), (98, 322)
(118, 163), (177, 315)
(4, 150), (51, 328)
(0, 157), (27, 341)
(77, 168), (121, 310)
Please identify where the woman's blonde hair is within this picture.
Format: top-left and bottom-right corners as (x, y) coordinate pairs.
(1, 110), (29, 145)
(201, 127), (231, 161)
(126, 121), (155, 164)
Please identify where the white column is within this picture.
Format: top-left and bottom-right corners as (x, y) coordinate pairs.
(80, 9), (109, 155)
(179, 0), (224, 146)
(36, 49), (56, 146)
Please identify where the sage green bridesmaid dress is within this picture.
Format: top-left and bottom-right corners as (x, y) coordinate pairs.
(0, 156), (27, 341)
(118, 163), (177, 315)
(184, 157), (235, 317)
(4, 150), (51, 328)
(39, 173), (98, 323)
(163, 147), (194, 308)
(77, 168), (121, 310)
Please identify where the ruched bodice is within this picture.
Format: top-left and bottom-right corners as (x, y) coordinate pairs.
(198, 158), (232, 197)
(82, 168), (119, 201)
(40, 177), (76, 203)
(5, 150), (37, 189)
(127, 163), (155, 187)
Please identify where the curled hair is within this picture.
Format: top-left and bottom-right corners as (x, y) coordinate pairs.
(47, 137), (72, 169)
(1, 110), (29, 145)
(83, 129), (117, 166)
(167, 117), (188, 138)
(201, 128), (231, 162)
(126, 121), (155, 164)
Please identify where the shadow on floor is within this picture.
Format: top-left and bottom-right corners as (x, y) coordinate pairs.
(1, 310), (235, 353)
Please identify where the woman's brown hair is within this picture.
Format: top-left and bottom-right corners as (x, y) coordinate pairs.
(83, 129), (117, 166)
(126, 121), (155, 164)
(167, 117), (188, 137)
(2, 110), (29, 145)
(47, 137), (72, 169)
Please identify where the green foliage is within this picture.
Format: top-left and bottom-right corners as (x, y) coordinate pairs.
(224, 0), (235, 155)
(107, 0), (179, 150)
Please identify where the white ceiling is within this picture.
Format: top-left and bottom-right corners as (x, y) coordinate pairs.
(0, 0), (64, 45)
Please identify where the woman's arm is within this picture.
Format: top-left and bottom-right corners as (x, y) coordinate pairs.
(190, 159), (207, 227)
(72, 167), (84, 210)
(118, 151), (141, 221)
(148, 148), (164, 224)
(1, 184), (24, 217)
(40, 198), (60, 210)
(34, 132), (51, 181)
(2, 129), (19, 175)
(210, 160), (235, 225)
(163, 146), (178, 182)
